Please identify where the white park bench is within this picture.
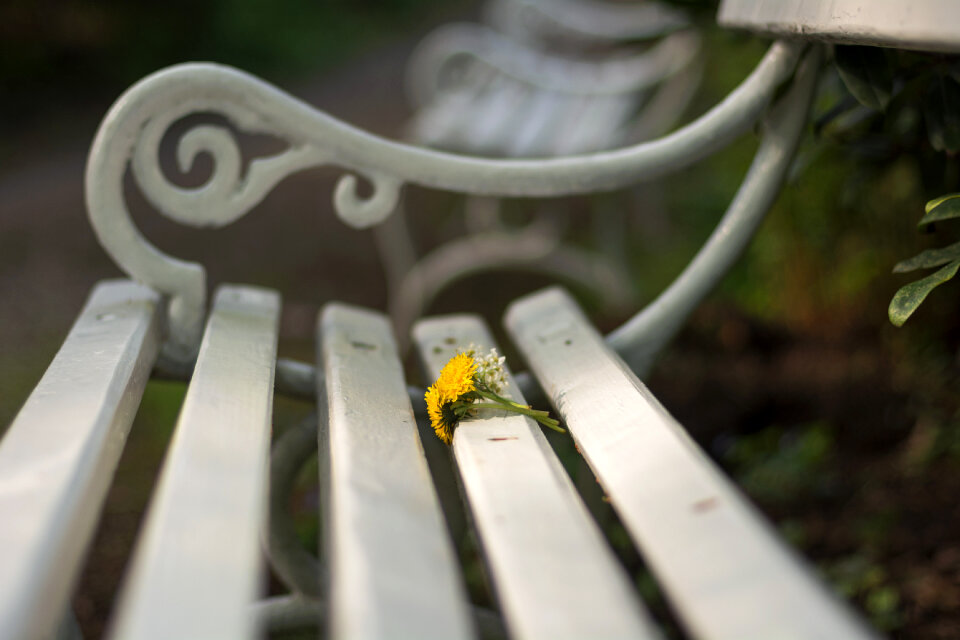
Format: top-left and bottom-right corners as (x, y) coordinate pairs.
(378, 0), (702, 345)
(3, 1), (958, 639)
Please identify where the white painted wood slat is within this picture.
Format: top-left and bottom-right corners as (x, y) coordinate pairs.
(0, 280), (161, 640)
(505, 287), (882, 640)
(510, 92), (573, 158)
(411, 70), (497, 150)
(413, 315), (661, 640)
(461, 78), (530, 154)
(718, 0), (960, 53)
(109, 285), (280, 640)
(319, 303), (475, 640)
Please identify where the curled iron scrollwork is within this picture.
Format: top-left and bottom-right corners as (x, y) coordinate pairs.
(85, 41), (800, 363)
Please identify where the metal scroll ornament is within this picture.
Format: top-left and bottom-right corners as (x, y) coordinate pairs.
(85, 42), (803, 364)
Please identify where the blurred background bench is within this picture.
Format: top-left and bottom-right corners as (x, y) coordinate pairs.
(378, 0), (701, 345)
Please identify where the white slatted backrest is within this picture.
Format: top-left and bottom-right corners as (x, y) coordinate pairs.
(319, 303), (475, 640)
(505, 287), (881, 640)
(109, 285), (280, 640)
(0, 281), (161, 640)
(413, 315), (661, 640)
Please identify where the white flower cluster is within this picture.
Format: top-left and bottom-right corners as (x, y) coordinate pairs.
(465, 344), (508, 394)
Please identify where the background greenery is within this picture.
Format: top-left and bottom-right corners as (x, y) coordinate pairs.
(1, 0), (470, 129)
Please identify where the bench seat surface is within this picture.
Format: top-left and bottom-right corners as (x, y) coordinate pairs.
(506, 287), (880, 640)
(413, 316), (660, 640)
(110, 285), (280, 640)
(0, 281), (161, 640)
(319, 304), (474, 640)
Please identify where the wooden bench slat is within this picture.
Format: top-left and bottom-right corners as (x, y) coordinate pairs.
(409, 75), (493, 148)
(718, 0), (960, 53)
(319, 304), (475, 640)
(413, 316), (661, 640)
(0, 280), (161, 640)
(109, 285), (280, 640)
(554, 95), (635, 155)
(509, 92), (574, 157)
(462, 78), (531, 154)
(505, 287), (881, 640)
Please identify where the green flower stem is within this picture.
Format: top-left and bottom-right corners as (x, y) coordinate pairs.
(474, 389), (563, 431)
(476, 389), (531, 410)
(470, 402), (565, 433)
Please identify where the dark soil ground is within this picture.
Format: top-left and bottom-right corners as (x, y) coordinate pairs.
(2, 30), (958, 640)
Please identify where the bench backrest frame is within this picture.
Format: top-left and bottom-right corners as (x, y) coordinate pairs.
(84, 40), (808, 373)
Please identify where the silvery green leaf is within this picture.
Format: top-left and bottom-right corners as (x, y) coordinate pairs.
(893, 241), (960, 273)
(918, 193), (960, 227)
(888, 260), (960, 326)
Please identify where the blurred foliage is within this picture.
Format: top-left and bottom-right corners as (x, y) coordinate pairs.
(643, 32), (900, 335)
(0, 0), (465, 132)
(826, 553), (904, 630)
(723, 422), (907, 632)
(823, 554), (904, 632)
(627, 11), (960, 336)
(903, 408), (960, 471)
(834, 46), (894, 112)
(720, 422), (837, 505)
(820, 44), (960, 325)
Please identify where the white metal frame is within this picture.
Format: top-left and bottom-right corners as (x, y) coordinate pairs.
(386, 6), (703, 349)
(84, 40), (805, 368)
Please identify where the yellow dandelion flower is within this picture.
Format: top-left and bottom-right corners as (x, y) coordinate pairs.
(425, 348), (563, 444)
(434, 352), (476, 401)
(425, 352), (476, 444)
(425, 385), (455, 444)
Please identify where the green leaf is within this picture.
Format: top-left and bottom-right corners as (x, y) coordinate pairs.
(925, 193), (960, 214)
(919, 193), (960, 227)
(924, 73), (960, 153)
(835, 45), (894, 112)
(888, 260), (960, 326)
(893, 240), (960, 273)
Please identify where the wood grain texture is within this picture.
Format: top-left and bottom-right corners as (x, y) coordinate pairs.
(505, 287), (881, 640)
(719, 0), (960, 53)
(413, 315), (660, 640)
(0, 280), (161, 640)
(109, 285), (280, 640)
(319, 303), (475, 640)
